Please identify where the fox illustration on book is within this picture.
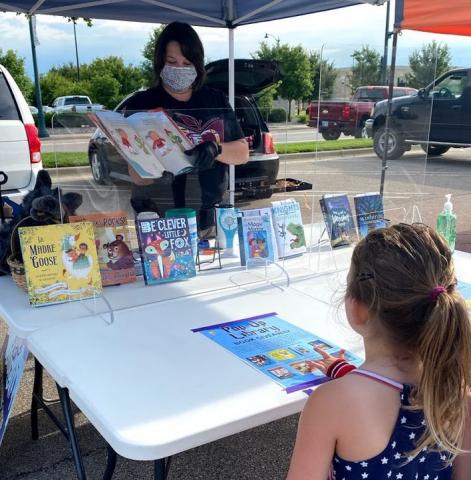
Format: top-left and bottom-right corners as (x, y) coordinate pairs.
(145, 235), (176, 279)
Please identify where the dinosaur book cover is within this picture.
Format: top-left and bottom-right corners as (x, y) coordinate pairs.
(319, 194), (357, 248)
(136, 216), (196, 285)
(270, 199), (306, 258)
(91, 109), (193, 179)
(69, 211), (136, 286)
(18, 222), (102, 307)
(353, 192), (386, 239)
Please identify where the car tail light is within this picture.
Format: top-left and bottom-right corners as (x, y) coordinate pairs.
(24, 124), (42, 164)
(341, 105), (351, 120)
(263, 132), (276, 154)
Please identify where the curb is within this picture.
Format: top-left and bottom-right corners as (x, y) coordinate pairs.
(45, 148), (376, 173)
(41, 132), (93, 141)
(278, 148), (374, 160)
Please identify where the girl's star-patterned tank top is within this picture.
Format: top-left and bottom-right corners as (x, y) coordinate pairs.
(330, 369), (452, 480)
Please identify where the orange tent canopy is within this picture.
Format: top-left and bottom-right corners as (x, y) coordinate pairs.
(395, 0), (471, 36)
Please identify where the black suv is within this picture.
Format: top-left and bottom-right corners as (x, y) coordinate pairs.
(366, 68), (471, 159)
(88, 59), (281, 201)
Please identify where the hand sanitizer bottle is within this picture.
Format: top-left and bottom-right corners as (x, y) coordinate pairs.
(436, 194), (456, 253)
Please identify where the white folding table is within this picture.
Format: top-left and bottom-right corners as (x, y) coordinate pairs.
(26, 275), (363, 479)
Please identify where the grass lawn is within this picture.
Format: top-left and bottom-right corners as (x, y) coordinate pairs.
(42, 139), (373, 168)
(274, 138), (373, 154)
(42, 152), (89, 168)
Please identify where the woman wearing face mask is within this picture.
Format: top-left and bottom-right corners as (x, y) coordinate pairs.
(124, 22), (249, 236)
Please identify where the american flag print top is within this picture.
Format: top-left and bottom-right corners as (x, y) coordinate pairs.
(329, 369), (452, 480)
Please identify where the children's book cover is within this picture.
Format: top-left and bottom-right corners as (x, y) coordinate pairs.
(18, 222), (102, 306)
(128, 110), (194, 175)
(193, 312), (363, 392)
(319, 194), (357, 247)
(136, 216), (196, 285)
(271, 199), (306, 258)
(354, 192), (386, 239)
(0, 333), (29, 446)
(91, 110), (166, 179)
(238, 209), (278, 266)
(69, 211), (136, 286)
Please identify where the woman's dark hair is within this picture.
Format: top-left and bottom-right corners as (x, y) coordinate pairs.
(153, 22), (206, 90)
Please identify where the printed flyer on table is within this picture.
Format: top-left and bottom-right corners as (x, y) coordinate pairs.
(193, 312), (363, 393)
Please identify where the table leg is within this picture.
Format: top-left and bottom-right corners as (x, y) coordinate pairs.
(103, 444), (117, 480)
(57, 384), (87, 480)
(154, 457), (172, 480)
(31, 358), (43, 440)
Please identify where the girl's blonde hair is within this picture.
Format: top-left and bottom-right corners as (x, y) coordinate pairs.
(347, 223), (471, 459)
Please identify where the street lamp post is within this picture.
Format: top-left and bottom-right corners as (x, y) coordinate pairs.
(28, 16), (49, 138)
(72, 19), (80, 82)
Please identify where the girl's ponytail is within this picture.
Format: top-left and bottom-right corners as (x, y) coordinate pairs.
(413, 288), (471, 459)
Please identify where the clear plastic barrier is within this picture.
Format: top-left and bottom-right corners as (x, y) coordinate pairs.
(29, 39), (466, 317)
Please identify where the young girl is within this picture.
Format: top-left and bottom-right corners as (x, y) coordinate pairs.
(287, 223), (471, 480)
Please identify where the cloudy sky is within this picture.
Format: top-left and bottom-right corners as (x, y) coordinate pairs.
(1, 3), (470, 78)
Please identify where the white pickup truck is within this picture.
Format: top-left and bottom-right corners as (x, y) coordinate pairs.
(51, 95), (104, 113)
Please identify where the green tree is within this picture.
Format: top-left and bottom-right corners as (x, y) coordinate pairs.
(39, 71), (91, 106)
(307, 51), (337, 101)
(0, 49), (34, 103)
(405, 41), (453, 88)
(141, 25), (166, 87)
(89, 74), (121, 109)
(254, 40), (312, 121)
(349, 46), (381, 92)
(46, 56), (144, 107)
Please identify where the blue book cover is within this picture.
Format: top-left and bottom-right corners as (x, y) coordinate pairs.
(320, 194), (357, 247)
(136, 216), (196, 285)
(193, 312), (363, 393)
(238, 209), (278, 266)
(354, 192), (386, 239)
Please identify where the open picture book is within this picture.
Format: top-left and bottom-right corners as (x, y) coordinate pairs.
(90, 110), (195, 178)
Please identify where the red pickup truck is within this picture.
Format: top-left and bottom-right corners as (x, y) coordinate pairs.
(307, 86), (417, 140)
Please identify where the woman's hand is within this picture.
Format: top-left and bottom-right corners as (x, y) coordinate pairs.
(184, 141), (219, 171)
(128, 165), (154, 186)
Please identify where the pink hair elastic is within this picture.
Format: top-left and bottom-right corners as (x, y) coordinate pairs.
(430, 286), (446, 302)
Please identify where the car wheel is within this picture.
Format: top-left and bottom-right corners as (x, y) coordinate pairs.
(89, 149), (109, 185)
(354, 120), (367, 139)
(421, 144), (450, 156)
(373, 126), (406, 160)
(322, 128), (341, 141)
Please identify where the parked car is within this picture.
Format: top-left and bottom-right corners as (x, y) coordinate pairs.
(365, 69), (471, 159)
(0, 64), (42, 206)
(307, 86), (417, 140)
(29, 105), (54, 115)
(51, 95), (104, 113)
(88, 59), (283, 201)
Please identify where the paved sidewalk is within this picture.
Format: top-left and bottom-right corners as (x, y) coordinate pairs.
(0, 320), (297, 480)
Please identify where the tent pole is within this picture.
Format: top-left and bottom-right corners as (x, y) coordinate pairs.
(28, 16), (49, 138)
(228, 26), (235, 206)
(379, 28), (398, 197)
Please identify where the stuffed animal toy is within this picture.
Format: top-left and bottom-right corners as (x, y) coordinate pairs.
(0, 170), (83, 275)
